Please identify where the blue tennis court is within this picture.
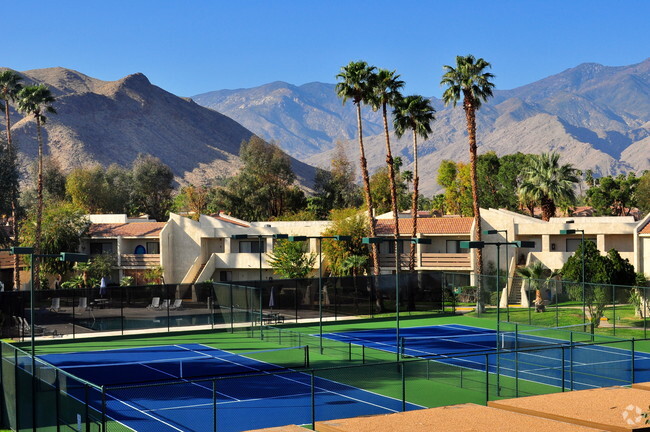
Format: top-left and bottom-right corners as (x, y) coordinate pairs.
(322, 324), (650, 390)
(41, 344), (421, 432)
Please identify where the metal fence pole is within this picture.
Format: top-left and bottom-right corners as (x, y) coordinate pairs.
(485, 354), (489, 404)
(401, 362), (406, 412)
(612, 284), (616, 336)
(213, 379), (217, 432)
(101, 387), (106, 432)
(311, 371), (316, 430)
(561, 346), (565, 392)
(631, 338), (636, 385)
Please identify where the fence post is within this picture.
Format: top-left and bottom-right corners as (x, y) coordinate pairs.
(560, 345), (565, 393)
(631, 338), (634, 384)
(401, 362), (406, 412)
(14, 348), (20, 432)
(569, 338), (574, 391)
(612, 284), (616, 336)
(84, 385), (90, 432)
(120, 286), (125, 336)
(485, 354), (489, 404)
(101, 386), (106, 432)
(311, 371), (316, 431)
(55, 370), (61, 432)
(213, 379), (217, 432)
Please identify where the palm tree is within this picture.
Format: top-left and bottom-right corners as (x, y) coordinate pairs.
(369, 68), (404, 272)
(17, 84), (56, 289)
(441, 55), (494, 309)
(516, 261), (548, 304)
(336, 61), (381, 275)
(518, 152), (579, 221)
(0, 70), (23, 290)
(393, 95), (435, 271)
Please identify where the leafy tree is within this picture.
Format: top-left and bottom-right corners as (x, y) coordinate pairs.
(441, 54), (495, 289)
(0, 70), (24, 291)
(66, 166), (112, 213)
(173, 184), (210, 220)
(321, 209), (370, 276)
(369, 68), (404, 270)
(17, 84), (56, 289)
(496, 152), (533, 211)
(436, 160), (473, 216)
(638, 171), (650, 214)
(336, 61), (381, 274)
(20, 201), (89, 282)
(86, 253), (116, 281)
(267, 239), (316, 279)
(586, 173), (639, 216)
(131, 154), (174, 221)
(216, 136), (305, 220)
(103, 164), (134, 214)
(561, 241), (636, 326)
(518, 152), (579, 221)
(393, 94), (435, 271)
(370, 167), (407, 215)
(312, 143), (362, 219)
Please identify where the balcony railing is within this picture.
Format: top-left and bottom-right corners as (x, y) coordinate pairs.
(420, 253), (471, 269)
(120, 254), (160, 267)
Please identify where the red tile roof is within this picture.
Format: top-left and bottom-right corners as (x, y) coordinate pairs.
(376, 217), (473, 235)
(87, 222), (165, 238)
(641, 220), (650, 235)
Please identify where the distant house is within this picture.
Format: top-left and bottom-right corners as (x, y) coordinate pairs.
(81, 215), (165, 285)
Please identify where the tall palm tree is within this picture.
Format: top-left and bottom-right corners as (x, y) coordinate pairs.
(0, 70), (23, 290)
(17, 84), (56, 289)
(518, 152), (579, 221)
(441, 55), (495, 309)
(336, 61), (381, 275)
(369, 69), (404, 272)
(393, 95), (435, 271)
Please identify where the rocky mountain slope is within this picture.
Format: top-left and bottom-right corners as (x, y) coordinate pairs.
(6, 67), (317, 188)
(194, 59), (650, 195)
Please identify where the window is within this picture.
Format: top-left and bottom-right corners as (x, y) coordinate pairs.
(446, 240), (468, 254)
(89, 242), (113, 255)
(219, 271), (232, 282)
(147, 242), (160, 254)
(566, 238), (596, 252)
(239, 241), (266, 253)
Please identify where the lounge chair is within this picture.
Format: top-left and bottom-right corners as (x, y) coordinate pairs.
(170, 299), (183, 310)
(18, 316), (45, 336)
(50, 297), (61, 312)
(160, 299), (170, 309)
(147, 297), (161, 310)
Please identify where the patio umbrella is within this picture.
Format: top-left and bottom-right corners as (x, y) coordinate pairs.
(269, 287), (275, 311)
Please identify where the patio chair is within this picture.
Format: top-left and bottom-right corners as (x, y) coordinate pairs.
(50, 297), (61, 312)
(170, 299), (183, 310)
(160, 299), (170, 309)
(147, 297), (161, 310)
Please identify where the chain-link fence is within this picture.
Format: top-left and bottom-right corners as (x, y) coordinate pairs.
(444, 272), (650, 338)
(1, 331), (637, 432)
(0, 272), (452, 340)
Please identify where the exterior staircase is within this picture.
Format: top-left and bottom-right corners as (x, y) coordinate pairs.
(191, 263), (206, 284)
(508, 276), (523, 306)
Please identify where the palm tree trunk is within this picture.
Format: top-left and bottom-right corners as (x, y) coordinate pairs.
(34, 115), (44, 290)
(409, 132), (418, 272)
(5, 100), (20, 291)
(464, 97), (483, 306)
(381, 103), (401, 274)
(356, 102), (380, 275)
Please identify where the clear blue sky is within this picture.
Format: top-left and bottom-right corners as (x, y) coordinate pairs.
(7, 1), (650, 98)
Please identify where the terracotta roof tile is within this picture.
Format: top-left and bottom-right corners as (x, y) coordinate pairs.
(376, 217), (473, 235)
(641, 220), (650, 234)
(87, 222), (165, 238)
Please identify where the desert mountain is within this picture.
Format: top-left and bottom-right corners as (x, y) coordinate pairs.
(194, 59), (650, 195)
(6, 67), (317, 188)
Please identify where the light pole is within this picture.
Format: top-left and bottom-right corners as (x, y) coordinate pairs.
(230, 233), (288, 340)
(288, 235), (351, 353)
(560, 222), (586, 323)
(461, 240), (534, 396)
(363, 236), (431, 361)
(483, 229), (510, 320)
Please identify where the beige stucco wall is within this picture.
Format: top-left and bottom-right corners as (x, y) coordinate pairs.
(642, 237), (650, 277)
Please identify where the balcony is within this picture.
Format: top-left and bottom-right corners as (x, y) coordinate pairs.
(120, 254), (160, 267)
(378, 253), (471, 270)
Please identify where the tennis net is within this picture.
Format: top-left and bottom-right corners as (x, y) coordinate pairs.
(55, 346), (309, 386)
(399, 323), (618, 357)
